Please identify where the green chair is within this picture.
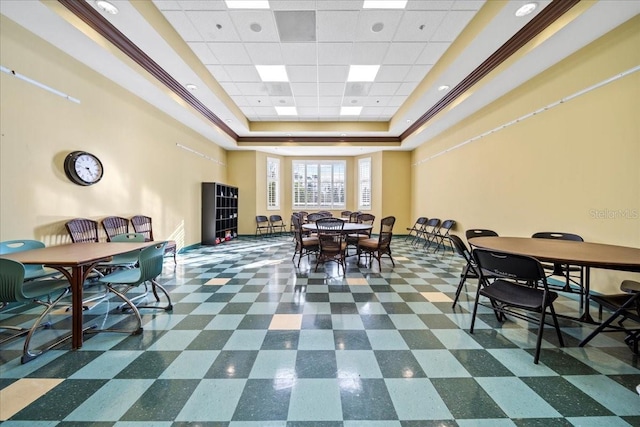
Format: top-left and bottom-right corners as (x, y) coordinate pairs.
(0, 258), (71, 363)
(97, 241), (172, 334)
(99, 232), (146, 270)
(0, 240), (58, 280)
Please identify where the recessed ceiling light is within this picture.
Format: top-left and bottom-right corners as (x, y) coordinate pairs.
(275, 106), (297, 116)
(185, 83), (198, 90)
(340, 106), (362, 116)
(438, 85), (450, 91)
(515, 2), (537, 17)
(371, 22), (384, 33)
(250, 22), (262, 32)
(225, 0), (270, 9)
(256, 65), (289, 82)
(347, 65), (380, 82)
(406, 119), (412, 123)
(95, 0), (118, 15)
(363, 0), (408, 9)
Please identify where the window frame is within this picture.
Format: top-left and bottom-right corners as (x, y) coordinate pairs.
(267, 157), (280, 210)
(358, 157), (372, 210)
(292, 160), (346, 210)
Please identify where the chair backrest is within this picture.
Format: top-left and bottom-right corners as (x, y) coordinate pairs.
(256, 215), (269, 224)
(306, 213), (325, 223)
(357, 213), (376, 225)
(102, 216), (130, 242)
(316, 217), (345, 253)
(465, 229), (499, 240)
(426, 218), (441, 230)
(439, 219), (455, 234)
(473, 248), (546, 283)
(269, 214), (283, 223)
(449, 235), (471, 261)
(131, 215), (154, 240)
(66, 218), (99, 243)
(377, 216), (396, 250)
(532, 232), (584, 242)
(111, 232), (146, 243)
(0, 258), (26, 303)
(341, 211), (352, 218)
(317, 211), (332, 217)
(413, 217), (428, 227)
(0, 240), (48, 280)
(137, 242), (167, 284)
(349, 211), (361, 223)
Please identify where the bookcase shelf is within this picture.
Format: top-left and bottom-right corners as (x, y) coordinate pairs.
(202, 182), (238, 245)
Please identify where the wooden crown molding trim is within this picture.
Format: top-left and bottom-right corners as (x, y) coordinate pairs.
(57, 0), (238, 141)
(400, 0), (581, 140)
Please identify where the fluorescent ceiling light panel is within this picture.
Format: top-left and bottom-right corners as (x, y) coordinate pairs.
(256, 65), (289, 82)
(275, 106), (297, 115)
(225, 0), (270, 9)
(363, 0), (407, 9)
(347, 65), (380, 82)
(340, 106), (362, 115)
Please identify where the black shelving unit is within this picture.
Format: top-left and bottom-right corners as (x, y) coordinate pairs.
(202, 182), (238, 245)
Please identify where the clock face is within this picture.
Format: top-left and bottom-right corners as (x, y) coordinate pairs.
(64, 151), (104, 185)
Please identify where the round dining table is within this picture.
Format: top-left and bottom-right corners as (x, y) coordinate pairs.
(468, 236), (640, 323)
(302, 222), (373, 233)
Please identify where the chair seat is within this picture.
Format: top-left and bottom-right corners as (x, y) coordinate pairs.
(21, 278), (70, 300)
(480, 280), (558, 311)
(358, 238), (379, 249)
(302, 237), (319, 246)
(347, 233), (369, 239)
(97, 268), (141, 285)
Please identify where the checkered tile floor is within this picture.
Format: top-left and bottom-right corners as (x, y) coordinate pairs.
(1, 236), (639, 426)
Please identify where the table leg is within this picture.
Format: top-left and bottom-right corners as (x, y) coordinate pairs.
(577, 266), (595, 323)
(71, 265), (84, 349)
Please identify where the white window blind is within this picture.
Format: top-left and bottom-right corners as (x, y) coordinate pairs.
(267, 157), (280, 210)
(358, 157), (371, 210)
(292, 160), (346, 209)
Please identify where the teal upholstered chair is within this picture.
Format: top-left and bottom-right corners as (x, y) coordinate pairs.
(0, 258), (71, 363)
(0, 240), (57, 280)
(97, 241), (172, 334)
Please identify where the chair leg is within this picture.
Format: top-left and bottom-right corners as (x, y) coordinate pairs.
(21, 288), (70, 364)
(533, 310), (547, 364)
(452, 269), (470, 308)
(548, 304), (564, 347)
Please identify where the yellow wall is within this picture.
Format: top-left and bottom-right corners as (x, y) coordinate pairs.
(410, 16), (640, 292)
(227, 151), (257, 235)
(0, 16), (227, 248)
(381, 151), (412, 234)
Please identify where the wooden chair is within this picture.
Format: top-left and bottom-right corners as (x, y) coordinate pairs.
(130, 215), (177, 263)
(101, 216), (130, 242)
(315, 218), (347, 274)
(357, 216), (396, 269)
(65, 218), (99, 243)
(291, 214), (319, 267)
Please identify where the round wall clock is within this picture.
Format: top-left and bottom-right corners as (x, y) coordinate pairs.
(64, 151), (104, 186)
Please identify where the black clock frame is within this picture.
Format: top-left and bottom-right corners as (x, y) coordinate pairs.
(64, 150), (104, 186)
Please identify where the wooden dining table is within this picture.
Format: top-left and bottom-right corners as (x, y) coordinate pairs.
(468, 236), (640, 323)
(302, 222), (373, 233)
(0, 241), (157, 349)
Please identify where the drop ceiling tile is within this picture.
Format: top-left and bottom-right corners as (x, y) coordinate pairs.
(351, 42), (389, 64)
(387, 96), (405, 107)
(405, 64), (433, 81)
(360, 106), (386, 116)
(317, 11), (359, 42)
(228, 10), (279, 42)
(218, 81), (240, 95)
(206, 64), (231, 81)
(223, 65), (261, 82)
(163, 11), (203, 42)
(152, 0), (181, 11)
(451, 0), (485, 11)
(291, 82), (318, 96)
(265, 82), (293, 96)
(319, 82), (346, 96)
(369, 82), (400, 96)
(270, 0), (317, 10)
(188, 42), (218, 64)
(393, 10), (446, 41)
(187, 11), (241, 41)
(271, 96), (295, 106)
(342, 96), (366, 106)
(247, 96), (272, 107)
(382, 43), (424, 64)
(344, 82), (372, 97)
(172, 1), (226, 11)
(235, 82), (269, 95)
(318, 96), (342, 107)
(318, 43), (353, 65)
(297, 106), (319, 116)
(407, 0), (453, 10)
(287, 66), (318, 82)
(430, 10), (476, 42)
(207, 42), (252, 64)
(274, 10), (317, 42)
(415, 42), (450, 64)
(316, 0), (363, 10)
(296, 96), (319, 107)
(244, 43), (284, 64)
(318, 107), (341, 116)
(382, 105), (400, 115)
(363, 96), (391, 107)
(376, 65), (411, 82)
(396, 81), (419, 96)
(354, 10), (403, 42)
(281, 43), (318, 65)
(252, 106), (277, 115)
(318, 65), (349, 83)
